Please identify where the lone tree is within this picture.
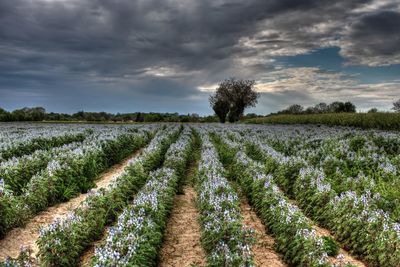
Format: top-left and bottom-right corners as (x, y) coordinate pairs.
(393, 99), (400, 112)
(209, 78), (259, 123)
(210, 98), (230, 123)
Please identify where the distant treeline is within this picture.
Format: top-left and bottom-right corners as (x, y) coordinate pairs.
(0, 107), (219, 123)
(245, 100), (400, 131)
(273, 101), (357, 115)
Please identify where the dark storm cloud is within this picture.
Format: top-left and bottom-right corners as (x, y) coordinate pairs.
(340, 10), (400, 66)
(0, 0), (399, 114)
(0, 0), (374, 76)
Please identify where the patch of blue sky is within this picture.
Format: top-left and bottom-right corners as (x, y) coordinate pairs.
(274, 47), (400, 84)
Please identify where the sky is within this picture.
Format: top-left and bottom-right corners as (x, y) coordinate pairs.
(0, 0), (399, 115)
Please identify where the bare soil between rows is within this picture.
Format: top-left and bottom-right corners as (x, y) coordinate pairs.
(0, 149), (142, 262)
(239, 194), (287, 267)
(158, 186), (206, 267)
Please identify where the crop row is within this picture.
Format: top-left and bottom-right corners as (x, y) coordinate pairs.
(1, 123), (399, 267)
(212, 132), (343, 267)
(91, 127), (193, 266)
(0, 126), (157, 238)
(0, 126), (154, 195)
(258, 129), (400, 221)
(245, 130), (400, 266)
(195, 128), (254, 267)
(0, 139), (91, 195)
(35, 125), (181, 266)
(0, 128), (89, 162)
(310, 137), (398, 220)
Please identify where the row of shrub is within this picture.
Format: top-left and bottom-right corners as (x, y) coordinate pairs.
(212, 133), (340, 267)
(0, 140), (90, 195)
(302, 135), (400, 221)
(195, 129), (254, 266)
(293, 164), (399, 267)
(253, 127), (400, 221)
(91, 127), (193, 266)
(246, 135), (400, 266)
(0, 131), (88, 161)
(34, 126), (181, 266)
(0, 129), (154, 238)
(0, 106), (218, 123)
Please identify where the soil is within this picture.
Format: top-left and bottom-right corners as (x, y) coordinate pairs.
(158, 186), (206, 267)
(239, 194), (288, 267)
(0, 149), (142, 262)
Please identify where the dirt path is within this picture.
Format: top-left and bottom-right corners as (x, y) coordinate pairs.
(158, 186), (206, 267)
(0, 149), (142, 262)
(239, 195), (287, 267)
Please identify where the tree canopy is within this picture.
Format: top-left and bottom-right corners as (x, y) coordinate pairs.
(0, 107), (218, 123)
(209, 78), (259, 123)
(393, 99), (400, 112)
(277, 101), (357, 115)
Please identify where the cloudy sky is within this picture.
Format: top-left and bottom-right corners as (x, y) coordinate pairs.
(0, 0), (399, 115)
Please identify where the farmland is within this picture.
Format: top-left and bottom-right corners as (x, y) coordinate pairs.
(245, 112), (400, 131)
(0, 123), (399, 267)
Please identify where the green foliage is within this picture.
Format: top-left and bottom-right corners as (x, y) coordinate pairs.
(209, 133), (237, 166)
(91, 169), (179, 267)
(196, 133), (254, 266)
(246, 112), (400, 131)
(237, 159), (329, 267)
(0, 106), (218, 123)
(287, 157), (400, 266)
(214, 134), (330, 267)
(0, 132), (87, 162)
(321, 236), (339, 256)
(371, 135), (400, 155)
(275, 159), (306, 198)
(36, 127), (191, 267)
(37, 163), (150, 267)
(209, 78), (259, 123)
(0, 132), (149, 238)
(349, 136), (366, 152)
(244, 142), (265, 162)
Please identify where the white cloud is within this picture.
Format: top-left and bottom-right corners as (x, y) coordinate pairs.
(253, 67), (400, 111)
(197, 84), (219, 92)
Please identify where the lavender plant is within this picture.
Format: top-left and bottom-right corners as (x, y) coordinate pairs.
(0, 126), (155, 238)
(36, 126), (180, 266)
(90, 127), (193, 266)
(195, 129), (254, 267)
(215, 133), (331, 267)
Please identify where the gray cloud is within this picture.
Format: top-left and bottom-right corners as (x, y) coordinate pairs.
(0, 0), (377, 76)
(0, 0), (399, 114)
(251, 67), (400, 112)
(340, 10), (400, 66)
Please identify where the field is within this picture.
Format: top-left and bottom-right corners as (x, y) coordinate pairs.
(245, 112), (400, 131)
(0, 123), (399, 267)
